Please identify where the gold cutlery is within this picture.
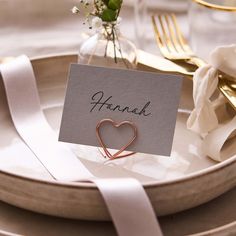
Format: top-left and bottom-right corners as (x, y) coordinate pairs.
(151, 14), (236, 111)
(137, 49), (194, 77)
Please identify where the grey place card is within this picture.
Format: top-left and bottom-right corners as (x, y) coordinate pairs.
(59, 64), (183, 156)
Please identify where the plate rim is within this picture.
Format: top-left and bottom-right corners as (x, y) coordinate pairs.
(0, 152), (235, 189)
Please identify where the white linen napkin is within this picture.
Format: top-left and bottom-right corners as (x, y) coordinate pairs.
(187, 45), (236, 162)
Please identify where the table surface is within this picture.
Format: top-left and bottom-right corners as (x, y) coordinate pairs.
(0, 1), (235, 235)
(0, 187), (235, 236)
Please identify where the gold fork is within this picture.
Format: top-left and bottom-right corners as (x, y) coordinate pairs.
(151, 14), (236, 111)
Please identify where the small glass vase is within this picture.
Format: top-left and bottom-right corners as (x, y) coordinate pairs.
(78, 21), (137, 69)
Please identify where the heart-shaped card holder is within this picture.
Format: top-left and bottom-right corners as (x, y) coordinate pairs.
(96, 119), (138, 161)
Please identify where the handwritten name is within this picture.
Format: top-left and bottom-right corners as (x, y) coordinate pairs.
(90, 91), (151, 117)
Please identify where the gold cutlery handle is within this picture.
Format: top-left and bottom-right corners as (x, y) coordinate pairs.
(187, 56), (207, 68)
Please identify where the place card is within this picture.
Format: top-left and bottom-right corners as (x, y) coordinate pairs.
(59, 64), (183, 156)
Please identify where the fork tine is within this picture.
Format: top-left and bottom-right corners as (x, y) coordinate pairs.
(151, 15), (170, 57)
(158, 14), (177, 54)
(164, 14), (184, 54)
(170, 14), (193, 54)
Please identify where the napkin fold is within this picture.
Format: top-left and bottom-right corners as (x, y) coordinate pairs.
(187, 45), (236, 161)
(203, 116), (236, 162)
(187, 65), (219, 136)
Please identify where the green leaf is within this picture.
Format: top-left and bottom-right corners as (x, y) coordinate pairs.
(101, 8), (117, 22)
(108, 0), (121, 10)
(102, 0), (109, 6)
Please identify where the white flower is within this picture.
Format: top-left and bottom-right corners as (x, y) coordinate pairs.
(91, 17), (103, 28)
(117, 16), (122, 24)
(71, 6), (80, 14)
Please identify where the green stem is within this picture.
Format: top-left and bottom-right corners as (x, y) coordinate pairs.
(111, 25), (118, 63)
(116, 0), (122, 19)
(104, 26), (110, 57)
(113, 28), (129, 68)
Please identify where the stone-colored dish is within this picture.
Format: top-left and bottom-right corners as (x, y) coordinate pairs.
(0, 54), (235, 221)
(192, 221), (236, 236)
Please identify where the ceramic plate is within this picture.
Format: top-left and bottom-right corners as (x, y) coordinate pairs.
(0, 54), (235, 220)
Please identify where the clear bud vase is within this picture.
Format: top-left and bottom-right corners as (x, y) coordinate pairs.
(78, 21), (137, 69)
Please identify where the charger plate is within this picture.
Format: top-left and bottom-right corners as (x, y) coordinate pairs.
(0, 54), (235, 221)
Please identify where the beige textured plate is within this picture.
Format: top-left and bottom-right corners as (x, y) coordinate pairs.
(0, 54), (235, 221)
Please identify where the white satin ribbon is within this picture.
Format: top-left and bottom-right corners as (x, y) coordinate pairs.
(0, 55), (163, 236)
(203, 116), (236, 162)
(94, 178), (163, 236)
(0, 55), (93, 181)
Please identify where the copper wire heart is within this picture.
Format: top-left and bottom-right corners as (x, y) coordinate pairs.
(96, 119), (137, 160)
